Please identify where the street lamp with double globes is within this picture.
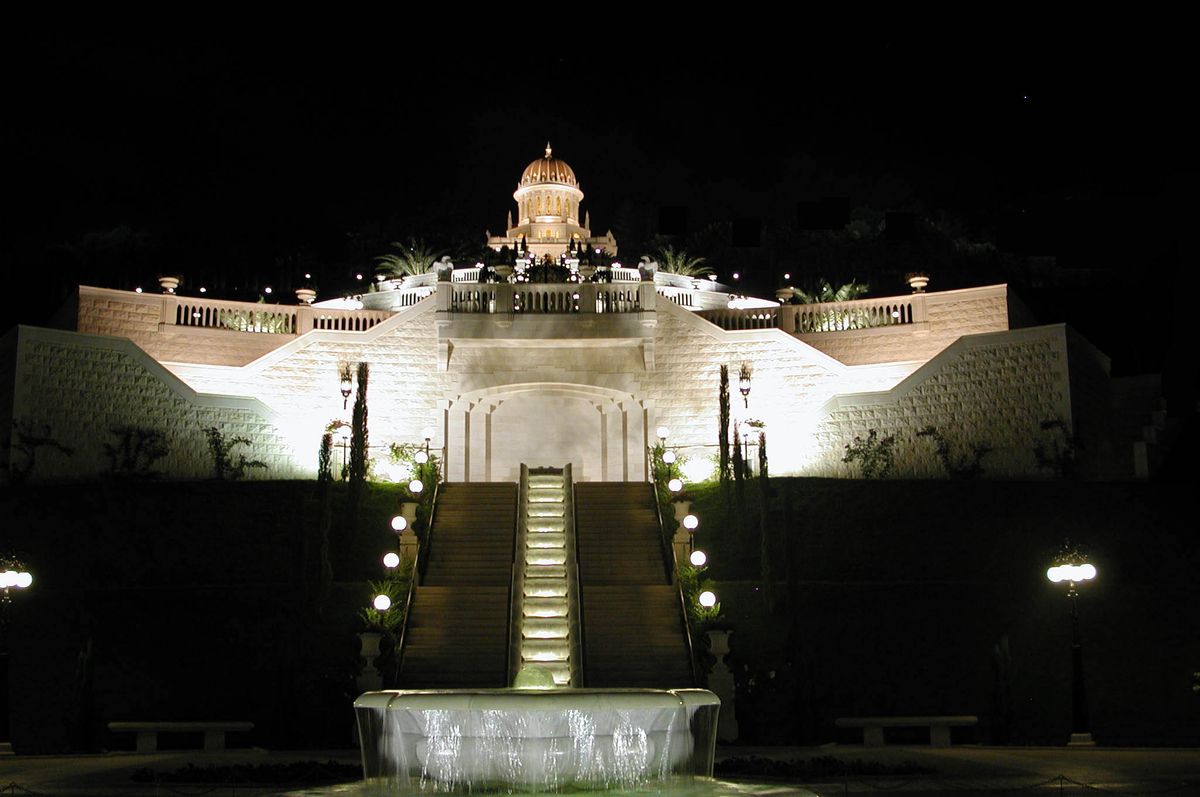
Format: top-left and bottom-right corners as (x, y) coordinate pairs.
(1046, 544), (1098, 746)
(1, 556), (33, 755)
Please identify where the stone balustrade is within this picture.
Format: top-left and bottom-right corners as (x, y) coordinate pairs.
(699, 293), (930, 333)
(442, 282), (650, 315)
(166, 295), (390, 334)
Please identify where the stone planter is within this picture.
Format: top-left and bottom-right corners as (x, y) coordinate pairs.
(357, 631), (384, 692)
(157, 275), (181, 294)
(775, 287), (795, 303)
(295, 287), (317, 304)
(706, 629), (738, 742)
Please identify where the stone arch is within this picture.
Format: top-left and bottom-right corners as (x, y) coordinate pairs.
(442, 382), (651, 483)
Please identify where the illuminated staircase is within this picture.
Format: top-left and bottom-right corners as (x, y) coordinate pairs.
(399, 482), (517, 688)
(513, 465), (580, 687)
(575, 482), (694, 687)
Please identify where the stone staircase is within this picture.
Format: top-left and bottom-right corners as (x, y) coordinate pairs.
(399, 482), (517, 688)
(574, 482), (694, 688)
(514, 466), (579, 687)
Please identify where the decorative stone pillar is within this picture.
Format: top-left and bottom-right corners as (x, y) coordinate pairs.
(357, 632), (383, 692)
(671, 499), (693, 565)
(706, 629), (738, 742)
(399, 501), (418, 529)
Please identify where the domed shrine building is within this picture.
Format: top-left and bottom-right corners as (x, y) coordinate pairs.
(0, 148), (1160, 485)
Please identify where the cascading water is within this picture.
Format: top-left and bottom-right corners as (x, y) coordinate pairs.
(354, 688), (721, 793)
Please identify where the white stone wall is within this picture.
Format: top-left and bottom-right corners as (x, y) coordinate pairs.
(169, 301), (450, 476)
(811, 325), (1074, 479)
(797, 286), (1011, 366)
(7, 327), (301, 482)
(647, 301), (916, 476)
(76, 288), (290, 366)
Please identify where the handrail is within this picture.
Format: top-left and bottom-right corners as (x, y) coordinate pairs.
(508, 466), (530, 686)
(417, 480), (442, 584)
(562, 463), (583, 688)
(650, 477), (700, 688)
(396, 479), (440, 685)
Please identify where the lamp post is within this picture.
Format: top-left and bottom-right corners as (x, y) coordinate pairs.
(738, 363), (752, 409)
(1, 556), (33, 755)
(1046, 544), (1097, 746)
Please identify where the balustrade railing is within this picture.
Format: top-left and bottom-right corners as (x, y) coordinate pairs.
(445, 283), (645, 314)
(699, 294), (927, 333)
(165, 295), (391, 335)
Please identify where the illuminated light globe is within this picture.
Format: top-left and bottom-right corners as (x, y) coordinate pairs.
(414, 450), (429, 464)
(15, 572), (32, 588)
(657, 426), (670, 440)
(421, 427), (435, 441)
(682, 459), (712, 484)
(667, 478), (684, 493)
(662, 451), (677, 464)
(689, 550), (707, 567)
(682, 514), (699, 531)
(408, 479), (424, 494)
(1047, 563), (1098, 583)
(390, 515), (408, 532)
(698, 591), (717, 608)
(383, 552), (400, 568)
(373, 594), (392, 611)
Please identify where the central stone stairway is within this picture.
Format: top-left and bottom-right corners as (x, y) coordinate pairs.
(513, 465), (580, 687)
(575, 482), (695, 688)
(399, 481), (517, 688)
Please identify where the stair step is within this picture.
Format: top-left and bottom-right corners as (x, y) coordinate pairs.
(527, 505), (564, 518)
(522, 618), (569, 639)
(520, 639), (570, 661)
(527, 520), (565, 533)
(525, 550), (566, 566)
(524, 580), (567, 598)
(526, 564), (566, 579)
(527, 532), (566, 549)
(523, 597), (568, 617)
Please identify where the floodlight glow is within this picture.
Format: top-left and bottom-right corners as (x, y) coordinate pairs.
(698, 591), (717, 608)
(337, 425), (351, 442)
(373, 594), (392, 611)
(409, 479), (424, 494)
(264, 286), (272, 294)
(662, 451), (677, 464)
(421, 427), (435, 441)
(415, 450), (429, 464)
(15, 572), (31, 589)
(690, 550), (707, 567)
(1047, 563), (1097, 583)
(383, 552), (400, 568)
(683, 514), (699, 530)
(390, 515), (408, 532)
(682, 460), (713, 483)
(0, 571), (14, 588)
(657, 426), (670, 441)
(667, 478), (683, 493)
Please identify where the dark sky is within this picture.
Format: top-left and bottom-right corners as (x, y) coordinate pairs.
(3, 29), (1189, 374)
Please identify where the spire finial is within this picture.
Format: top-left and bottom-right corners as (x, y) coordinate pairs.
(545, 141), (552, 158)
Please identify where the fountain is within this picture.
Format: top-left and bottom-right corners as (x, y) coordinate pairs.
(354, 687), (721, 792)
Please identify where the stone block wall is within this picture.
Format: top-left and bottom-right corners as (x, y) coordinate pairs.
(5, 327), (301, 483)
(812, 325), (1075, 479)
(798, 285), (1011, 366)
(171, 302), (449, 475)
(75, 288), (289, 366)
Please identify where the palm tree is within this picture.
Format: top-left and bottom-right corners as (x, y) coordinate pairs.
(374, 239), (445, 279)
(794, 279), (869, 305)
(653, 245), (714, 278)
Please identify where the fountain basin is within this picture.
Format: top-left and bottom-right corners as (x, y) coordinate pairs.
(355, 688), (720, 791)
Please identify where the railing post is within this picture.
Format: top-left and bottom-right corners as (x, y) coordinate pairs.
(778, 305), (796, 333)
(638, 282), (656, 313)
(159, 294), (178, 330)
(436, 282), (452, 313)
(578, 283), (597, 314)
(911, 292), (928, 323)
(495, 283), (514, 315)
(295, 305), (313, 335)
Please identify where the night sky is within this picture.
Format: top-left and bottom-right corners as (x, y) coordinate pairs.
(4, 30), (1189, 377)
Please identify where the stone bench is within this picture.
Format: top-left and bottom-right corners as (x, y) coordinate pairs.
(107, 721), (254, 753)
(835, 715), (977, 748)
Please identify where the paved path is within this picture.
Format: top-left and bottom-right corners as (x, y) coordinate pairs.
(1, 745), (1198, 795)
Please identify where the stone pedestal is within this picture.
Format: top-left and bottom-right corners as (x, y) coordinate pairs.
(357, 632), (383, 692)
(706, 629), (738, 743)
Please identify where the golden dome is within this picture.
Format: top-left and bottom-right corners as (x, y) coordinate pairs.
(519, 143), (578, 188)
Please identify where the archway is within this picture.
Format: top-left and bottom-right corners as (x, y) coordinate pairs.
(441, 383), (650, 483)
